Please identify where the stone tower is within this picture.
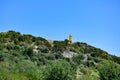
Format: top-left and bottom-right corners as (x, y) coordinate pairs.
(69, 34), (72, 44)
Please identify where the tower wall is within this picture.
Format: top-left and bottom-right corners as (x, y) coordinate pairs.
(69, 34), (72, 44)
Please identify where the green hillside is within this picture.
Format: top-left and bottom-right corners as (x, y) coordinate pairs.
(0, 30), (120, 80)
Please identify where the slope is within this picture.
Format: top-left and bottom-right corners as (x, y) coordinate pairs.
(0, 30), (120, 80)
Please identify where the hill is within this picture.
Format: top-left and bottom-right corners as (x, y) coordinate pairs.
(0, 30), (120, 80)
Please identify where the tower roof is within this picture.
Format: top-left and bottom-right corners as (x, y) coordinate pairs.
(69, 34), (72, 36)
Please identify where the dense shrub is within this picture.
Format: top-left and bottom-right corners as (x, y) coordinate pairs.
(43, 60), (75, 80)
(23, 47), (34, 57)
(0, 60), (42, 80)
(97, 60), (120, 80)
(72, 54), (84, 65)
(77, 67), (100, 80)
(53, 41), (67, 52)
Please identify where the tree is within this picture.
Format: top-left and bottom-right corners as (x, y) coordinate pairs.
(24, 47), (34, 57)
(64, 39), (69, 45)
(72, 54), (84, 65)
(97, 60), (120, 80)
(43, 60), (75, 80)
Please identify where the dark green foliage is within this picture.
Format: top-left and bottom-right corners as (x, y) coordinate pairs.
(64, 39), (69, 45)
(0, 30), (120, 80)
(40, 48), (49, 53)
(87, 55), (93, 60)
(86, 61), (95, 67)
(24, 47), (34, 57)
(91, 52), (98, 57)
(35, 37), (51, 49)
(0, 52), (5, 61)
(93, 58), (101, 63)
(45, 54), (56, 60)
(72, 54), (84, 65)
(97, 60), (120, 80)
(0, 60), (42, 80)
(53, 40), (68, 52)
(43, 60), (75, 80)
(54, 52), (64, 59)
(38, 55), (47, 65)
(78, 66), (100, 80)
(111, 55), (120, 64)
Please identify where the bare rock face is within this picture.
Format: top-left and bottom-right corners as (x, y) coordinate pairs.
(33, 45), (39, 53)
(62, 51), (77, 58)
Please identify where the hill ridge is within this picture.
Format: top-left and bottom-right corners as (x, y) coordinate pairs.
(0, 30), (119, 63)
(0, 30), (120, 80)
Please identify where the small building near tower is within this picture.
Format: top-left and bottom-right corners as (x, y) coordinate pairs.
(69, 34), (73, 44)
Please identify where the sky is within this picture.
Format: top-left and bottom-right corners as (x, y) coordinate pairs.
(0, 0), (120, 56)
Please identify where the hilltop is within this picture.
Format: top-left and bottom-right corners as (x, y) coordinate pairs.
(0, 30), (120, 80)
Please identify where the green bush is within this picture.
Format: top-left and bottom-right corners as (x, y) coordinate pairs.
(93, 58), (101, 63)
(23, 47), (34, 57)
(97, 60), (120, 80)
(77, 66), (100, 80)
(54, 52), (64, 59)
(72, 54), (84, 65)
(43, 60), (75, 80)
